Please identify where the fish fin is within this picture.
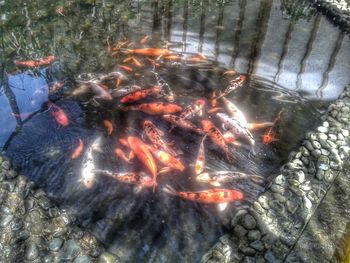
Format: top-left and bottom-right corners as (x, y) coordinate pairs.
(163, 184), (177, 195)
(210, 181), (221, 187)
(217, 202), (228, 211)
(159, 167), (172, 175)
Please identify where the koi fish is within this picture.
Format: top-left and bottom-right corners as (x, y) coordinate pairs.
(147, 145), (185, 172)
(122, 48), (173, 57)
(48, 81), (64, 93)
(122, 102), (182, 115)
(220, 97), (248, 126)
(223, 70), (237, 76)
(216, 113), (254, 146)
(163, 185), (243, 210)
(120, 86), (160, 103)
(111, 85), (142, 98)
(80, 136), (102, 188)
(103, 120), (114, 135)
(195, 136), (207, 175)
(72, 81), (112, 101)
(246, 122), (274, 130)
(208, 107), (223, 114)
(201, 119), (234, 162)
(196, 171), (264, 186)
(211, 91), (217, 107)
(127, 136), (158, 191)
(164, 55), (182, 61)
(215, 75), (246, 100)
(119, 65), (133, 72)
(94, 170), (155, 189)
(186, 53), (207, 63)
(139, 35), (149, 45)
(115, 148), (135, 163)
(48, 101), (69, 127)
(222, 131), (241, 147)
(180, 99), (206, 119)
(15, 55), (56, 68)
(152, 70), (175, 102)
(143, 120), (177, 156)
(262, 111), (283, 144)
(71, 139), (84, 159)
(163, 114), (205, 135)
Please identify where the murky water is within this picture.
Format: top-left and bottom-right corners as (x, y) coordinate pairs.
(0, 0), (349, 262)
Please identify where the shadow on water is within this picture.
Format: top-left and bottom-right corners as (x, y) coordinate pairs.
(0, 0), (349, 262)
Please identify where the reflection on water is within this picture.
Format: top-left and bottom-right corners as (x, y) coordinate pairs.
(0, 0), (349, 261)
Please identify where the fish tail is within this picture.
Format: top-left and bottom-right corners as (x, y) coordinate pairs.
(225, 151), (235, 163)
(163, 184), (177, 196)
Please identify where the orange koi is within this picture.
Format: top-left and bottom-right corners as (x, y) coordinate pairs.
(127, 136), (158, 190)
(94, 170), (155, 189)
(211, 91), (217, 107)
(180, 99), (206, 119)
(146, 58), (161, 68)
(123, 57), (134, 63)
(195, 136), (207, 175)
(208, 107), (223, 114)
(147, 145), (185, 172)
(119, 65), (133, 72)
(120, 86), (160, 104)
(131, 57), (143, 67)
(103, 120), (114, 135)
(122, 102), (182, 115)
(215, 75), (246, 100)
(139, 35), (149, 45)
(163, 185), (243, 210)
(201, 120), (234, 162)
(163, 114), (205, 135)
(16, 55), (56, 68)
(143, 120), (177, 156)
(247, 122), (274, 130)
(123, 48), (173, 57)
(48, 101), (69, 127)
(262, 111), (283, 145)
(164, 55), (182, 61)
(71, 139), (84, 159)
(186, 53), (207, 62)
(115, 148), (135, 163)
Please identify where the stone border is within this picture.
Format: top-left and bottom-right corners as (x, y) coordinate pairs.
(201, 84), (350, 263)
(310, 0), (350, 33)
(0, 156), (120, 263)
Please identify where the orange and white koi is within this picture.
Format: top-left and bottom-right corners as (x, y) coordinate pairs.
(195, 135), (207, 175)
(201, 119), (234, 162)
(127, 136), (158, 190)
(262, 110), (283, 145)
(215, 75), (246, 100)
(122, 48), (173, 57)
(120, 86), (160, 103)
(111, 85), (142, 98)
(147, 145), (185, 172)
(163, 114), (205, 135)
(196, 171), (264, 186)
(180, 99), (206, 119)
(103, 120), (114, 135)
(143, 120), (177, 156)
(216, 113), (255, 146)
(72, 81), (112, 101)
(122, 102), (182, 115)
(220, 97), (247, 126)
(163, 185), (243, 210)
(71, 139), (84, 159)
(48, 101), (69, 127)
(94, 170), (155, 189)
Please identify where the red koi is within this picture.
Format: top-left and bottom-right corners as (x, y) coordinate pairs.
(262, 111), (283, 145)
(123, 48), (173, 57)
(120, 86), (160, 104)
(163, 185), (243, 210)
(103, 120), (114, 135)
(122, 102), (182, 115)
(48, 101), (69, 127)
(71, 139), (84, 159)
(127, 136), (158, 190)
(119, 65), (133, 72)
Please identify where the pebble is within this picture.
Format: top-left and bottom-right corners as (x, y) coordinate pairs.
(286, 200), (299, 214)
(312, 140), (321, 149)
(49, 238), (64, 252)
(270, 184), (285, 194)
(258, 196), (270, 210)
(238, 243), (256, 256)
(317, 126), (328, 133)
(249, 240), (264, 252)
(311, 149), (321, 158)
(328, 134), (337, 141)
(61, 239), (82, 261)
(303, 141), (314, 151)
(248, 230), (261, 241)
(1, 161), (10, 170)
(97, 252), (120, 263)
(25, 243), (39, 261)
(273, 174), (286, 185)
(342, 129), (349, 137)
(233, 225), (248, 237)
(0, 214), (14, 227)
(300, 146), (309, 156)
(294, 170), (305, 183)
(6, 170), (17, 179)
(241, 214), (257, 230)
(274, 193), (287, 203)
(73, 255), (93, 263)
(316, 169), (324, 180)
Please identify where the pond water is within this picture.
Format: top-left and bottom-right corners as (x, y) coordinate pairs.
(0, 0), (349, 262)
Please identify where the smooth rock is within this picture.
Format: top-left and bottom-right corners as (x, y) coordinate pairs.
(317, 126), (328, 133)
(249, 240), (264, 252)
(241, 214), (257, 230)
(270, 184), (285, 194)
(49, 238), (64, 252)
(6, 170), (17, 179)
(97, 252), (120, 263)
(258, 195), (270, 210)
(274, 174), (286, 185)
(1, 161), (10, 170)
(311, 149), (321, 158)
(233, 225), (248, 237)
(311, 140), (321, 149)
(73, 255), (93, 263)
(286, 200), (299, 214)
(0, 214), (14, 227)
(248, 230), (261, 241)
(61, 239), (82, 261)
(25, 243), (39, 261)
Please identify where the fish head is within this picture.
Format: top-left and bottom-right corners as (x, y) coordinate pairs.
(83, 178), (94, 189)
(143, 119), (152, 128)
(238, 75), (246, 83)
